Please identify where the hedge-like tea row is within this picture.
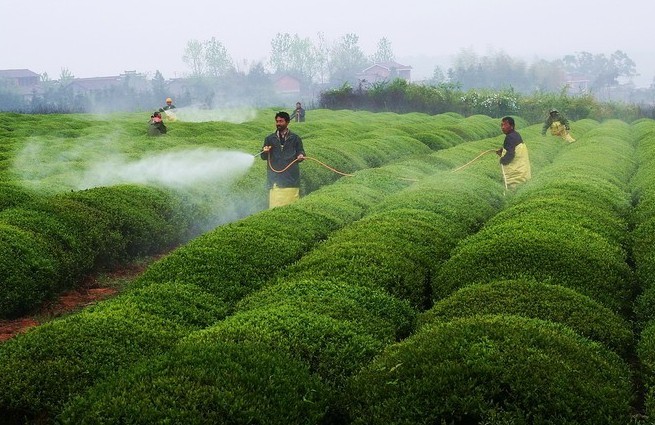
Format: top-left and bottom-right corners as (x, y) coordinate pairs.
(59, 340), (330, 425)
(630, 119), (655, 418)
(278, 171), (505, 309)
(58, 283), (413, 424)
(0, 110), (489, 320)
(346, 315), (633, 424)
(0, 282), (228, 418)
(62, 119), (562, 423)
(0, 110), (499, 421)
(132, 165), (427, 306)
(418, 279), (633, 357)
(0, 184), (200, 318)
(342, 119), (638, 423)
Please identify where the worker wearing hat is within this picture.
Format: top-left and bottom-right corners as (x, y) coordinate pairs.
(542, 109), (575, 143)
(159, 98), (177, 121)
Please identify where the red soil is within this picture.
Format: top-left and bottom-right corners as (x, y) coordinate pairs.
(0, 260), (155, 342)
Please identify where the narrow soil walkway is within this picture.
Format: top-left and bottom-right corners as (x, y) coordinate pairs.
(0, 256), (161, 342)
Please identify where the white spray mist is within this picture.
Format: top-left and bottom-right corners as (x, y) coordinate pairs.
(78, 148), (255, 189)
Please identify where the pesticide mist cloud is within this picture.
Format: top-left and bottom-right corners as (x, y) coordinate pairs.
(78, 148), (255, 190)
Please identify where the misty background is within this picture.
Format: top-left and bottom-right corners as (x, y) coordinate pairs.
(1, 0), (654, 113)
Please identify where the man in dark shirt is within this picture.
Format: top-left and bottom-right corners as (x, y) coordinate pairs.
(290, 102), (305, 122)
(260, 111), (305, 208)
(496, 116), (531, 191)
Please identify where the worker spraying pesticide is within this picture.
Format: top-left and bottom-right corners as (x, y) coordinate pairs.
(260, 111), (305, 208)
(497, 116), (531, 192)
(159, 97), (177, 121)
(542, 109), (575, 143)
(451, 117), (531, 194)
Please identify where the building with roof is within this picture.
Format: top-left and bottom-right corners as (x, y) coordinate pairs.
(358, 61), (413, 84)
(0, 68), (43, 99)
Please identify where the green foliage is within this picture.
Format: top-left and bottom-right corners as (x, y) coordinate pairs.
(67, 185), (194, 259)
(0, 110), (650, 424)
(281, 171), (503, 309)
(320, 83), (646, 123)
(0, 223), (58, 318)
(433, 219), (633, 313)
(488, 194), (630, 250)
(419, 280), (634, 357)
(0, 207), (94, 293)
(347, 315), (633, 425)
(133, 216), (310, 306)
(115, 282), (229, 329)
(187, 305), (384, 389)
(511, 175), (632, 220)
(236, 279), (417, 341)
(638, 323), (655, 420)
(0, 303), (190, 418)
(58, 341), (329, 425)
(0, 182), (35, 210)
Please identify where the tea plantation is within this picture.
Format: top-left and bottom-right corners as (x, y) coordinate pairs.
(1, 109), (654, 424)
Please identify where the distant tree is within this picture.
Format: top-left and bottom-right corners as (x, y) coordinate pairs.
(609, 50), (638, 81)
(428, 66), (446, 85)
(56, 67), (76, 109)
(243, 62), (276, 105)
(528, 59), (567, 92)
(371, 37), (395, 63)
(58, 68), (74, 85)
(205, 37), (234, 77)
(269, 32), (317, 84)
(562, 50), (637, 90)
(151, 70), (167, 103)
(314, 32), (330, 84)
(183, 39), (205, 76)
(329, 33), (369, 85)
(482, 52), (529, 91)
(449, 49), (530, 91)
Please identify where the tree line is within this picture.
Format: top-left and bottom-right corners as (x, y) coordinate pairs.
(1, 31), (653, 114)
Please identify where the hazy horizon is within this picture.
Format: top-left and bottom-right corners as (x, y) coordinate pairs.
(2, 0), (653, 87)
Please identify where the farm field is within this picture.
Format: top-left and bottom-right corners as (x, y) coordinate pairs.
(1, 109), (655, 424)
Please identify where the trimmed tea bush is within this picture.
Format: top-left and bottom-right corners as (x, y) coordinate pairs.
(0, 223), (58, 318)
(419, 279), (633, 356)
(185, 305), (384, 389)
(347, 315), (633, 425)
(58, 341), (329, 425)
(0, 283), (227, 420)
(433, 219), (633, 313)
(0, 182), (35, 210)
(236, 279), (417, 341)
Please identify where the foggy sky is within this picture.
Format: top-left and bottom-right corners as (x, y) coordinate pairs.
(2, 0), (653, 87)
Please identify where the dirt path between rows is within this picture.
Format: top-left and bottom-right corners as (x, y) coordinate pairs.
(0, 257), (161, 342)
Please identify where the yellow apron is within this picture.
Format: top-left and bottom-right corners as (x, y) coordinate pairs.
(501, 143), (531, 191)
(269, 184), (300, 208)
(550, 121), (575, 143)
